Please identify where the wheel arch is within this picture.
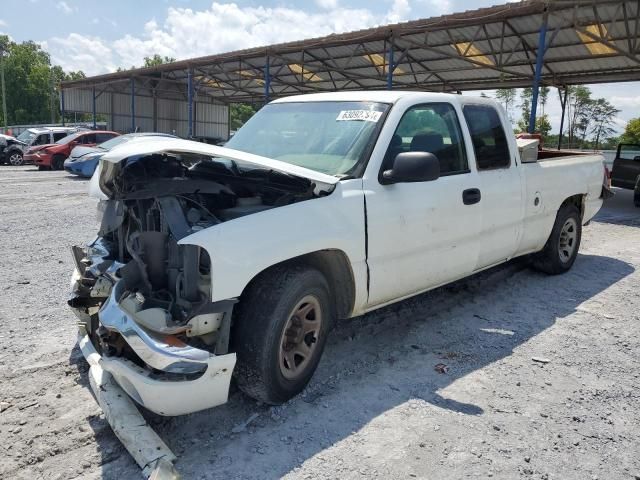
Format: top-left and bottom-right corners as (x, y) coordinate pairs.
(239, 249), (356, 320)
(559, 193), (586, 221)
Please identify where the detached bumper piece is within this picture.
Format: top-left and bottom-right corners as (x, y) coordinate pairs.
(78, 332), (181, 479)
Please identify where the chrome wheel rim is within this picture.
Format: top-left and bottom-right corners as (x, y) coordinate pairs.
(558, 217), (578, 262)
(9, 153), (22, 166)
(278, 295), (322, 380)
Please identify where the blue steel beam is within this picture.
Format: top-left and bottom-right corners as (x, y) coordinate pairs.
(92, 86), (97, 129)
(187, 68), (194, 138)
(387, 41), (394, 90)
(130, 78), (135, 133)
(528, 16), (548, 134)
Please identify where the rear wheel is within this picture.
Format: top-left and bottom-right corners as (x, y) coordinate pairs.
(233, 265), (334, 405)
(532, 204), (582, 275)
(8, 151), (23, 166)
(634, 176), (640, 208)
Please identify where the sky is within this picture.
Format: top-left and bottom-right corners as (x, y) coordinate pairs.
(1, 0), (639, 135)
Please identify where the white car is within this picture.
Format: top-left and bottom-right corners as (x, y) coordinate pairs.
(69, 91), (607, 416)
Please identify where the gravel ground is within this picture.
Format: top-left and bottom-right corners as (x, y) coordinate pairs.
(0, 165), (639, 480)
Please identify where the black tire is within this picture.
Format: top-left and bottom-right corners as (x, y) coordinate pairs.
(233, 265), (334, 405)
(52, 155), (65, 171)
(532, 203), (582, 275)
(8, 150), (23, 166)
(634, 176), (640, 208)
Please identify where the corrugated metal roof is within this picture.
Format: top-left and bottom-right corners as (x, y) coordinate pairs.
(62, 0), (640, 102)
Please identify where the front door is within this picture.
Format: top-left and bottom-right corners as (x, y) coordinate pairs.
(364, 102), (482, 307)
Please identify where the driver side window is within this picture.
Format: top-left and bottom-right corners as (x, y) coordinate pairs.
(384, 103), (469, 176)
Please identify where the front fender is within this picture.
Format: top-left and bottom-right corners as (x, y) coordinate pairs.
(178, 179), (368, 312)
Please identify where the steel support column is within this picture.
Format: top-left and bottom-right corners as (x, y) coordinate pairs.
(187, 68), (194, 138)
(130, 77), (135, 133)
(92, 86), (97, 129)
(557, 86), (568, 150)
(264, 57), (271, 103)
(1, 57), (7, 129)
(61, 88), (66, 126)
(387, 41), (394, 90)
(528, 16), (548, 134)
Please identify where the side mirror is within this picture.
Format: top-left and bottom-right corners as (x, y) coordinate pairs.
(382, 151), (440, 184)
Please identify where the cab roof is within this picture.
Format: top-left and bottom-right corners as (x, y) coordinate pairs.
(272, 90), (461, 105)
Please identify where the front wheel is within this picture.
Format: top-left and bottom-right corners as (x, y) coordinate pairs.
(634, 176), (640, 208)
(532, 204), (582, 275)
(233, 265), (334, 405)
(52, 155), (65, 171)
(8, 151), (23, 166)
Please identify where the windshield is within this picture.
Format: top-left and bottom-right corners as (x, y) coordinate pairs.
(225, 101), (389, 177)
(56, 132), (81, 145)
(98, 135), (131, 150)
(17, 130), (36, 143)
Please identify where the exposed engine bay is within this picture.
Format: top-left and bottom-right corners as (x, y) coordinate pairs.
(69, 151), (324, 370)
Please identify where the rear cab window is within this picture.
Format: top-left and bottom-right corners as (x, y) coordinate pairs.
(462, 104), (511, 170)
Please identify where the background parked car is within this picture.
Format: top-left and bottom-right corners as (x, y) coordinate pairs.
(0, 133), (27, 166)
(13, 127), (85, 165)
(26, 130), (119, 170)
(64, 132), (178, 177)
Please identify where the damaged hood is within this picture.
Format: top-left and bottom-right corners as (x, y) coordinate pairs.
(94, 138), (340, 195)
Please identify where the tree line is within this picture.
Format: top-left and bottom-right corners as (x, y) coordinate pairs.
(0, 35), (86, 126)
(494, 86), (621, 150)
(0, 36), (184, 127)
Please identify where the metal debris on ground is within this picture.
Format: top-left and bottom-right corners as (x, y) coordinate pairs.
(434, 363), (449, 374)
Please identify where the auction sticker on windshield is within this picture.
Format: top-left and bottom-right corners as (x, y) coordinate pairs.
(336, 110), (383, 122)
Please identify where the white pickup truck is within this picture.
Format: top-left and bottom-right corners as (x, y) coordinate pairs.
(69, 91), (607, 417)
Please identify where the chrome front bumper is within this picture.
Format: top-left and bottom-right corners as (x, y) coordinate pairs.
(78, 330), (235, 416)
(100, 280), (211, 374)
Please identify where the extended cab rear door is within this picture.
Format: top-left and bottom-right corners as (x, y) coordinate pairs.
(461, 103), (523, 269)
(363, 101), (482, 307)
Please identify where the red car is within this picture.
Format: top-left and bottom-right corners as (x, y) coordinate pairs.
(26, 130), (120, 170)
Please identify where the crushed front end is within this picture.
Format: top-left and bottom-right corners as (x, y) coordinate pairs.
(69, 146), (319, 415)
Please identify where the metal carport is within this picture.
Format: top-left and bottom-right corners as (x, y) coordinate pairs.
(60, 0), (640, 139)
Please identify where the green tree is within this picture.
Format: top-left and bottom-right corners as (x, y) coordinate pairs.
(517, 87), (532, 132)
(590, 98), (620, 150)
(566, 86), (592, 148)
(621, 118), (640, 144)
(0, 35), (86, 126)
(539, 86), (549, 116)
(230, 103), (257, 130)
(535, 114), (552, 139)
(143, 54), (176, 67)
(495, 88), (516, 123)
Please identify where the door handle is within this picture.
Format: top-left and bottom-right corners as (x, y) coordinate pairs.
(462, 188), (481, 205)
